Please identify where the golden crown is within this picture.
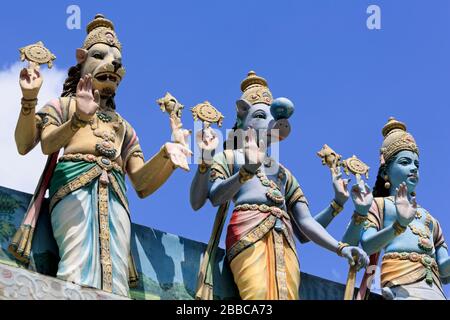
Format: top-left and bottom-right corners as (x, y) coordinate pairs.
(240, 71), (273, 105)
(380, 117), (419, 164)
(83, 14), (122, 51)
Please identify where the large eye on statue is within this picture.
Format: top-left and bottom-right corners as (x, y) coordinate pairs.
(92, 51), (105, 60)
(253, 110), (267, 119)
(270, 97), (294, 120)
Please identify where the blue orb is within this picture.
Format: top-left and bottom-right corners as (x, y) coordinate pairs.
(270, 97), (294, 120)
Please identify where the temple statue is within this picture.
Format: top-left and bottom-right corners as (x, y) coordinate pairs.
(343, 118), (450, 300)
(193, 71), (369, 300)
(9, 14), (191, 297)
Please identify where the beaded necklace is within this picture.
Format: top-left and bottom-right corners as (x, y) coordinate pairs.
(89, 109), (121, 159)
(255, 160), (286, 205)
(386, 197), (432, 252)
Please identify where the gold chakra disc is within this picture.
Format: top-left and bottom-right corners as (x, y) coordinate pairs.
(19, 41), (56, 68)
(191, 101), (224, 127)
(342, 155), (370, 178)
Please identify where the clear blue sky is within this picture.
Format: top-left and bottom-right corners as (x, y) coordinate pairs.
(1, 0), (450, 296)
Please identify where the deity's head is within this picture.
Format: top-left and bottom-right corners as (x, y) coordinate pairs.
(62, 14), (125, 105)
(373, 117), (420, 197)
(232, 71), (294, 147)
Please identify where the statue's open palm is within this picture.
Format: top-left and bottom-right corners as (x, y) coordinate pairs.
(331, 167), (350, 206)
(165, 142), (193, 172)
(395, 182), (417, 227)
(244, 128), (266, 173)
(76, 74), (100, 121)
(196, 126), (219, 164)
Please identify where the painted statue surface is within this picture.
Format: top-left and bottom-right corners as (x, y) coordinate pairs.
(192, 71), (369, 300)
(343, 118), (450, 300)
(10, 14), (191, 297)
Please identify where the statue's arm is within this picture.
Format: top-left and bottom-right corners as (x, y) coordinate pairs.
(189, 167), (210, 211)
(291, 201), (341, 252)
(40, 121), (79, 155)
(15, 109), (39, 155)
(16, 63), (43, 155)
(360, 226), (397, 255)
(296, 205), (342, 244)
(310, 167), (350, 228)
(312, 204), (341, 228)
(127, 144), (176, 198)
(209, 173), (242, 207)
(436, 245), (450, 279)
(341, 219), (363, 246)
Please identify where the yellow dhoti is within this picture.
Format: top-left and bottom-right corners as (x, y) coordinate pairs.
(229, 230), (300, 300)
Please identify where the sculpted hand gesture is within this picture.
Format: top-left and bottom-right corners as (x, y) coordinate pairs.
(351, 183), (373, 215)
(165, 142), (193, 172)
(76, 74), (100, 122)
(195, 125), (219, 164)
(331, 167), (350, 206)
(395, 182), (417, 227)
(170, 116), (191, 148)
(19, 62), (43, 100)
(340, 246), (370, 271)
(243, 128), (266, 173)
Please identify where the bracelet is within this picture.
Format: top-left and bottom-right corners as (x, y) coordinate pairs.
(21, 97), (38, 109)
(239, 166), (255, 184)
(337, 241), (350, 257)
(21, 98), (38, 115)
(70, 112), (89, 131)
(330, 199), (344, 217)
(392, 220), (407, 236)
(352, 211), (368, 225)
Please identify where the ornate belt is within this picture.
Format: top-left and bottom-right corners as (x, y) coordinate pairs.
(383, 252), (438, 285)
(234, 203), (290, 220)
(383, 252), (437, 267)
(59, 153), (123, 174)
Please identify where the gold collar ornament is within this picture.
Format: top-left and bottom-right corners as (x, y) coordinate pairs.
(380, 117), (419, 165)
(240, 71), (273, 106)
(83, 14), (122, 51)
(19, 41), (56, 69)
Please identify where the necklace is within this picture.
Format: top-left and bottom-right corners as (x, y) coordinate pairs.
(97, 111), (113, 123)
(255, 166), (285, 205)
(409, 212), (433, 253)
(88, 110), (122, 159)
(386, 196), (432, 252)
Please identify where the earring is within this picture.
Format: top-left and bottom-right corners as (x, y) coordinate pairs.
(384, 175), (391, 189)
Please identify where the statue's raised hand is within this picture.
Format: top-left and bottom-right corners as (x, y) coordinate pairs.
(195, 125), (219, 164)
(76, 74), (100, 122)
(165, 142), (193, 172)
(243, 128), (266, 173)
(340, 246), (370, 271)
(350, 183), (373, 215)
(19, 62), (42, 100)
(331, 167), (350, 207)
(395, 182), (417, 227)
